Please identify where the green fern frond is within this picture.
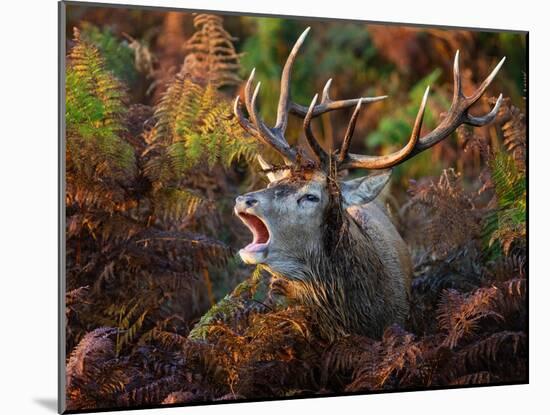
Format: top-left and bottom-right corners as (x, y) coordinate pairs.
(66, 28), (136, 180)
(79, 22), (139, 85)
(147, 77), (256, 181)
(116, 310), (148, 357)
(493, 96), (526, 172)
(182, 14), (242, 87)
(483, 151), (526, 257)
(152, 188), (205, 222)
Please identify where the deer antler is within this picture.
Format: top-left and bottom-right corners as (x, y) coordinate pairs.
(337, 50), (506, 170)
(234, 27), (387, 166)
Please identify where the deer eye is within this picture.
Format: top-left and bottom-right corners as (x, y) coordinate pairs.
(298, 194), (320, 204)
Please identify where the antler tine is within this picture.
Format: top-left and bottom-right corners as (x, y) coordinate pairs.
(253, 82), (298, 163)
(275, 26), (311, 132)
(339, 51), (505, 170)
(243, 68), (256, 120)
(467, 93), (503, 126)
(339, 87), (428, 170)
(409, 51), (505, 154)
(234, 68), (264, 141)
(234, 95), (258, 135)
(234, 66), (299, 164)
(322, 79), (333, 103)
(290, 79), (388, 118)
(466, 54), (506, 106)
(303, 94), (330, 167)
(233, 29), (315, 165)
(338, 99), (363, 163)
(410, 86), (430, 142)
(453, 50), (462, 101)
(233, 68), (262, 137)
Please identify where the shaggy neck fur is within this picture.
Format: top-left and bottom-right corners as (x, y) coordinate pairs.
(267, 189), (401, 341)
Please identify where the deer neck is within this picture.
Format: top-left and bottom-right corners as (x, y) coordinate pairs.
(267, 210), (393, 340)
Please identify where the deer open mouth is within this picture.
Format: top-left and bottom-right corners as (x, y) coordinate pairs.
(238, 212), (270, 253)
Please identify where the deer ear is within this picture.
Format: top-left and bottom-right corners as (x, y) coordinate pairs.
(257, 155), (289, 183)
(341, 169), (392, 207)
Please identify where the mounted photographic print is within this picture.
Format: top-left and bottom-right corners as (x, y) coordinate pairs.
(59, 1), (528, 413)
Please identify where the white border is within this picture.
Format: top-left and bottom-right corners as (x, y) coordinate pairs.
(1, 1), (545, 414)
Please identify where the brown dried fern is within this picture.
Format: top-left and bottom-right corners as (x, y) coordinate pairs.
(182, 14), (242, 88)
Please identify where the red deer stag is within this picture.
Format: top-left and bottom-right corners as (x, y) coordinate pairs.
(233, 27), (505, 340)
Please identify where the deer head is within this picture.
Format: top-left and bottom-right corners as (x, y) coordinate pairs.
(233, 27), (505, 278)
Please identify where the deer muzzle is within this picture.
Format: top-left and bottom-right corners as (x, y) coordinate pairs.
(235, 195), (271, 264)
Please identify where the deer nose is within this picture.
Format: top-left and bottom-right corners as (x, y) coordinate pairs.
(245, 198), (258, 207)
(236, 195), (258, 208)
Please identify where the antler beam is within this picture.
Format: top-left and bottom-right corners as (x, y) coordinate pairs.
(338, 50), (505, 170)
(290, 78), (387, 118)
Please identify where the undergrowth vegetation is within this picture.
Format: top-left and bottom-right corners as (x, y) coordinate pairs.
(64, 10), (527, 411)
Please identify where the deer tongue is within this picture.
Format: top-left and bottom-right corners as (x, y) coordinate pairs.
(238, 212), (270, 252)
(244, 242), (268, 252)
